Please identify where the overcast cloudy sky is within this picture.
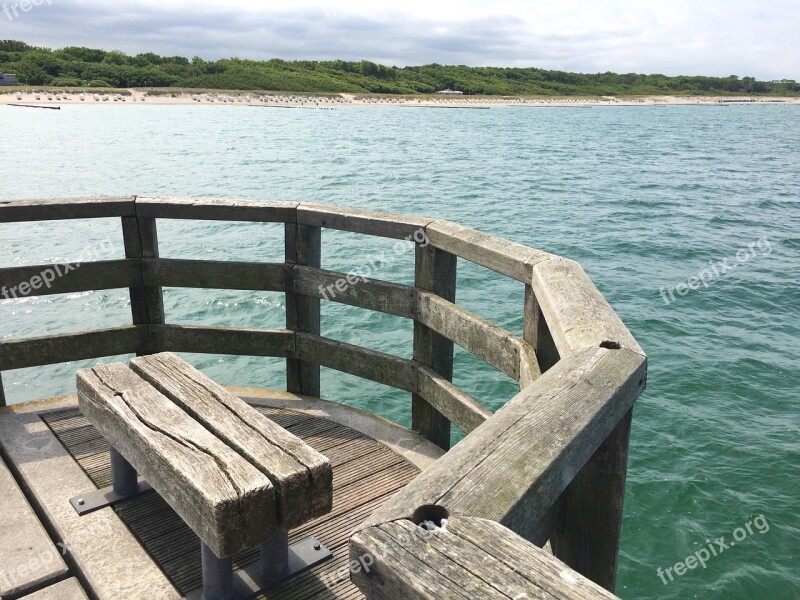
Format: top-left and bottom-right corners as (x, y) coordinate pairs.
(2, 0), (798, 79)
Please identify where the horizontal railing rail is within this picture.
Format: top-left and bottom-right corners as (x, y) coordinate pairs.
(0, 196), (647, 598)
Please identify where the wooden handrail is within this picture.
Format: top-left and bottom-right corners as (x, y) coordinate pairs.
(356, 347), (646, 542)
(351, 516), (619, 599)
(0, 196), (647, 597)
(0, 196), (136, 222)
(0, 326), (148, 371)
(0, 259), (141, 297)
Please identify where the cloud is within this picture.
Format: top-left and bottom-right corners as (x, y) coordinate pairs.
(1, 0), (797, 79)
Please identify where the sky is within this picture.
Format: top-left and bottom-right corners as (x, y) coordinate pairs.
(1, 0), (798, 80)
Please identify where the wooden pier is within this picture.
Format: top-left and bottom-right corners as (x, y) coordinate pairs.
(0, 197), (647, 599)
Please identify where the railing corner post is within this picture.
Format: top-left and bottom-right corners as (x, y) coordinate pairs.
(122, 213), (165, 356)
(524, 284), (559, 373)
(412, 244), (456, 450)
(285, 223), (321, 397)
(550, 407), (633, 593)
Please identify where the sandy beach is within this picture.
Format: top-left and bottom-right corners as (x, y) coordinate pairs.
(1, 90), (798, 108)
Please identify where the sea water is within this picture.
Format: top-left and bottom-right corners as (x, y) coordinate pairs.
(0, 103), (798, 599)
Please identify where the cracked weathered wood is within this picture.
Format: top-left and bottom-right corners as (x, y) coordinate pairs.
(524, 284), (560, 374)
(351, 517), (619, 599)
(416, 291), (530, 381)
(359, 347), (647, 546)
(294, 266), (417, 319)
(130, 352), (332, 529)
(529, 258), (643, 357)
(550, 409), (633, 592)
(296, 334), (417, 392)
(426, 220), (555, 283)
(412, 244), (456, 450)
(416, 367), (491, 434)
(77, 362), (275, 558)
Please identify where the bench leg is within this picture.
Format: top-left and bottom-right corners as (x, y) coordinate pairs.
(186, 532), (332, 599)
(110, 447), (139, 496)
(201, 543), (235, 600)
(260, 527), (289, 581)
(69, 447), (153, 515)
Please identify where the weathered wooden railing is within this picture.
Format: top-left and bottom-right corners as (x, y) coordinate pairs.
(0, 196), (647, 598)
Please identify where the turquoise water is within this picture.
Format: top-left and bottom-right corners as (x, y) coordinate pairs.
(1, 104), (798, 599)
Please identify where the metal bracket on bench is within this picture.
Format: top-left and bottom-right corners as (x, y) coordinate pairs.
(69, 447), (153, 515)
(186, 530), (333, 600)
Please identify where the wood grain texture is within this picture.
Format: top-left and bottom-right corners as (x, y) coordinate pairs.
(530, 258), (644, 357)
(148, 324), (294, 357)
(41, 403), (426, 599)
(294, 266), (417, 319)
(412, 244), (456, 451)
(0, 259), (141, 298)
(0, 455), (68, 598)
(135, 197), (298, 222)
(141, 258), (285, 291)
(0, 196), (136, 222)
(416, 367), (491, 434)
(296, 334), (417, 392)
(518, 338), (543, 388)
(122, 214), (165, 354)
(425, 220), (555, 283)
(130, 352), (332, 529)
(416, 291), (522, 381)
(0, 326), (147, 371)
(524, 284), (560, 374)
(297, 202), (433, 240)
(285, 223), (322, 397)
(359, 347), (647, 546)
(77, 363), (275, 558)
(351, 517), (619, 599)
(550, 409), (633, 592)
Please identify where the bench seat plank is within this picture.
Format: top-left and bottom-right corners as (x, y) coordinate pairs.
(129, 353), (333, 529)
(77, 363), (275, 558)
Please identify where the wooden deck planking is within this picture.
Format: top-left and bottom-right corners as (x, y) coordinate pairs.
(41, 405), (421, 599)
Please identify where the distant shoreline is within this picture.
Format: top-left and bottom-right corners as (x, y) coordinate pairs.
(1, 90), (798, 108)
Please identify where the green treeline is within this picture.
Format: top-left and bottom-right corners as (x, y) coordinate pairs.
(1, 40), (798, 96)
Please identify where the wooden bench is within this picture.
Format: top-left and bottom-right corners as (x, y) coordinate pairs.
(72, 352), (333, 600)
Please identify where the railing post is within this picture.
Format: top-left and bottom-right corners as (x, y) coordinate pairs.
(285, 223), (321, 397)
(524, 285), (559, 373)
(122, 207), (165, 356)
(550, 408), (633, 593)
(413, 244), (456, 451)
(0, 372), (6, 408)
